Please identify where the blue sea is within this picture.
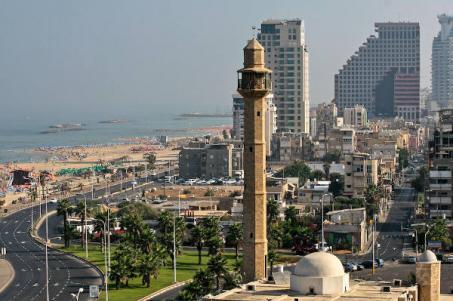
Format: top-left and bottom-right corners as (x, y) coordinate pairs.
(0, 114), (231, 163)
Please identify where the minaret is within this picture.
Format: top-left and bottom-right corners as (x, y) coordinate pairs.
(416, 250), (441, 301)
(237, 38), (272, 282)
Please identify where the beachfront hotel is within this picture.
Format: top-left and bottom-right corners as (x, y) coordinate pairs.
(335, 22), (420, 121)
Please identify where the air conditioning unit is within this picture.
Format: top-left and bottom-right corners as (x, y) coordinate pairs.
(393, 279), (403, 286)
(382, 286), (391, 292)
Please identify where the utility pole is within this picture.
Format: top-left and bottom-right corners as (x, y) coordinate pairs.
(173, 213), (177, 283)
(372, 214), (376, 275)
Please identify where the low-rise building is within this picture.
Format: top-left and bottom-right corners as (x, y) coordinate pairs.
(343, 105), (368, 127)
(314, 128), (356, 159)
(179, 143), (233, 179)
(344, 153), (378, 198)
(271, 132), (314, 162)
(324, 208), (368, 252)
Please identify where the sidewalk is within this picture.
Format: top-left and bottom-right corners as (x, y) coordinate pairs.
(0, 259), (15, 293)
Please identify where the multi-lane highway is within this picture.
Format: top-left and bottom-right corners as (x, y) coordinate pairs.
(0, 204), (103, 301)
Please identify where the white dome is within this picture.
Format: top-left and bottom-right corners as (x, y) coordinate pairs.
(294, 252), (344, 277)
(418, 250), (437, 263)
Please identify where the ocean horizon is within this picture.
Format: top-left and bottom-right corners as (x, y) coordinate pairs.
(0, 113), (232, 163)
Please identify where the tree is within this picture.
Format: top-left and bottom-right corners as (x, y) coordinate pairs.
(411, 167), (428, 193)
(226, 223), (243, 261)
(73, 201), (89, 247)
(310, 170), (325, 181)
(158, 211), (185, 265)
(191, 224), (205, 265)
(207, 253), (228, 291)
(323, 150), (341, 163)
(179, 269), (214, 301)
(268, 249), (279, 278)
(323, 162), (331, 179)
(428, 219), (452, 249)
(328, 173), (345, 197)
(398, 148), (409, 171)
(137, 244), (166, 288)
(56, 199), (74, 248)
(267, 198), (280, 224)
(143, 152), (156, 170)
(120, 211), (145, 248)
(202, 217), (223, 256)
(110, 243), (137, 289)
(274, 161), (312, 185)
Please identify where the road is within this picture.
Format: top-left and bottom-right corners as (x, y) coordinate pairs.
(0, 204), (103, 301)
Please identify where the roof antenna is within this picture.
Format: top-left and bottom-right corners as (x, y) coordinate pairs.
(252, 26), (259, 38)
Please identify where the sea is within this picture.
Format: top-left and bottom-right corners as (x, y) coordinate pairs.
(0, 114), (232, 163)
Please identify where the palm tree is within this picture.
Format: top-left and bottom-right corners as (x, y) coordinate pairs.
(226, 223), (243, 261)
(56, 199), (73, 248)
(267, 249), (279, 278)
(137, 244), (166, 288)
(202, 217), (223, 256)
(267, 198), (280, 224)
(207, 253), (228, 291)
(73, 201), (89, 247)
(157, 211), (185, 266)
(120, 211), (145, 248)
(110, 243), (137, 288)
(191, 224), (205, 265)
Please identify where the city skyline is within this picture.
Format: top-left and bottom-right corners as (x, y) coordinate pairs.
(0, 0), (452, 124)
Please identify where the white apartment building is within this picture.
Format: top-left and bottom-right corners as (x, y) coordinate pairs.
(257, 19), (310, 134)
(343, 105), (368, 127)
(432, 14), (453, 107)
(335, 22), (420, 117)
(232, 93), (277, 156)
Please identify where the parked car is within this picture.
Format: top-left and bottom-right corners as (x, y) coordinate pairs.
(206, 179), (216, 185)
(402, 256), (417, 264)
(184, 179), (197, 186)
(361, 260), (377, 269)
(342, 262), (357, 272)
(355, 263), (365, 271)
(442, 254), (453, 264)
(49, 199), (58, 204)
(375, 258), (384, 267)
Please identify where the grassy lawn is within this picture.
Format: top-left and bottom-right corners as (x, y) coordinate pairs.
(60, 244), (237, 301)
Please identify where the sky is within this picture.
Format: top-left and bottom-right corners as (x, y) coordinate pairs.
(0, 0), (452, 124)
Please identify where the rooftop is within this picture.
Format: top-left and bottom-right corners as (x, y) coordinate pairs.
(205, 280), (418, 301)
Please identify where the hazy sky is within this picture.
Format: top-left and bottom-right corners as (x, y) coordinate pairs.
(0, 0), (452, 123)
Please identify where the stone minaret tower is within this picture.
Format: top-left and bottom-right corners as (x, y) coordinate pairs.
(237, 38), (272, 282)
(416, 250), (441, 301)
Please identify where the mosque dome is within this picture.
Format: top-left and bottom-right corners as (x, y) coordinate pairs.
(418, 250), (437, 263)
(293, 252), (345, 277)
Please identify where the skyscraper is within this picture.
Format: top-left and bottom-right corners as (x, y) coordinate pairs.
(432, 14), (453, 107)
(237, 38), (271, 282)
(257, 19), (309, 134)
(335, 22), (420, 120)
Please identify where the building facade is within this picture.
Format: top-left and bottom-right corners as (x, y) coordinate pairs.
(344, 153), (378, 198)
(432, 14), (453, 107)
(428, 109), (453, 219)
(257, 19), (310, 134)
(179, 144), (233, 179)
(343, 105), (368, 127)
(335, 22), (420, 119)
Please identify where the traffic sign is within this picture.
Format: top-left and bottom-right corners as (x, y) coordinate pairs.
(89, 285), (99, 297)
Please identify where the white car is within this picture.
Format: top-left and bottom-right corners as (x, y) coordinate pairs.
(49, 199), (58, 204)
(206, 179), (216, 185)
(184, 179), (197, 186)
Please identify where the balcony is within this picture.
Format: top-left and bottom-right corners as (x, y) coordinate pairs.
(429, 197), (452, 205)
(429, 170), (452, 178)
(430, 183), (452, 191)
(429, 209), (452, 218)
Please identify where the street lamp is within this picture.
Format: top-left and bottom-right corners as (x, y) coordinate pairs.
(96, 218), (109, 301)
(320, 193), (333, 251)
(70, 288), (84, 301)
(77, 193), (88, 259)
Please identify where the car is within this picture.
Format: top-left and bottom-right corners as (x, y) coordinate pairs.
(49, 199), (58, 204)
(442, 255), (453, 264)
(152, 199), (167, 204)
(402, 256), (417, 264)
(184, 179), (197, 186)
(206, 179), (216, 185)
(361, 260), (377, 269)
(342, 262), (357, 272)
(355, 264), (364, 271)
(224, 179), (237, 185)
(196, 179), (207, 185)
(375, 258), (384, 267)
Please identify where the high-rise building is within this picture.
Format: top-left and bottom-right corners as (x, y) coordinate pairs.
(335, 22), (420, 119)
(432, 14), (453, 107)
(257, 19), (309, 134)
(232, 93), (277, 156)
(237, 38), (271, 282)
(428, 109), (453, 219)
